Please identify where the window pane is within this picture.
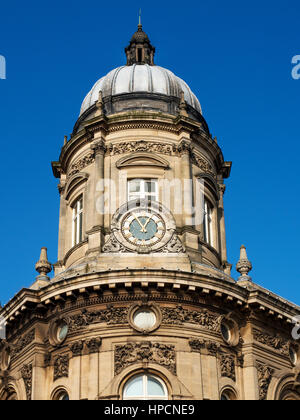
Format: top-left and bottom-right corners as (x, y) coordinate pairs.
(145, 181), (156, 193)
(79, 212), (83, 242)
(129, 180), (141, 193)
(147, 377), (165, 396)
(124, 376), (144, 397)
(145, 194), (157, 202)
(74, 217), (78, 245)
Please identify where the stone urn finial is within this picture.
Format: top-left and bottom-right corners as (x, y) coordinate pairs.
(96, 90), (104, 116)
(35, 247), (52, 277)
(236, 245), (252, 281)
(179, 91), (188, 117)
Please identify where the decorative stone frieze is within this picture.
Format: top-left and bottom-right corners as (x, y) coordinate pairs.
(67, 152), (95, 179)
(66, 307), (129, 332)
(108, 122), (178, 134)
(107, 139), (214, 175)
(54, 355), (69, 381)
(162, 306), (220, 331)
(109, 140), (173, 156)
(11, 330), (35, 359)
(21, 364), (32, 401)
(115, 342), (176, 375)
(253, 329), (289, 355)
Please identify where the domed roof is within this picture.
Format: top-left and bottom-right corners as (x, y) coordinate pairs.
(80, 64), (202, 116)
(130, 24), (150, 44)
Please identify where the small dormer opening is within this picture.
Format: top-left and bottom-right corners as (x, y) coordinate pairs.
(137, 48), (143, 63)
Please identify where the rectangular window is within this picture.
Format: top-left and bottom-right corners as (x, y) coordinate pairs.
(128, 179), (158, 203)
(72, 197), (83, 247)
(137, 48), (143, 63)
(203, 199), (213, 247)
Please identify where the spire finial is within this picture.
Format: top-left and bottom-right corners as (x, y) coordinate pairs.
(236, 245), (252, 281)
(125, 17), (155, 66)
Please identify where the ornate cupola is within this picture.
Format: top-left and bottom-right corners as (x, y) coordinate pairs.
(125, 20), (156, 65)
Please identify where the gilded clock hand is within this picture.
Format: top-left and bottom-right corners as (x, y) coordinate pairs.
(142, 214), (154, 232)
(132, 213), (146, 232)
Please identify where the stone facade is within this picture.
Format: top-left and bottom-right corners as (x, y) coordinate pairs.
(0, 25), (299, 401)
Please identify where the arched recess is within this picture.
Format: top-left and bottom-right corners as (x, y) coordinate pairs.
(219, 377), (239, 400)
(268, 372), (300, 400)
(64, 172), (89, 201)
(0, 382), (20, 401)
(116, 153), (170, 170)
(196, 173), (219, 202)
(50, 386), (71, 401)
(97, 363), (193, 400)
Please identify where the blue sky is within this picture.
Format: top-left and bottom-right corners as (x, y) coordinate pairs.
(0, 0), (299, 306)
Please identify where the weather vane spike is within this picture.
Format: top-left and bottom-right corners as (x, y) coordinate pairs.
(139, 8), (142, 26)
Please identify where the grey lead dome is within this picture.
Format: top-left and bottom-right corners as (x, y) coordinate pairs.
(80, 64), (202, 116)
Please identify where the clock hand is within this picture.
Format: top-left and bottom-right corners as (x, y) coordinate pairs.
(132, 213), (146, 232)
(142, 214), (153, 232)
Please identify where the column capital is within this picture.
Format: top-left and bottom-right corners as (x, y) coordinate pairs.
(90, 138), (107, 155)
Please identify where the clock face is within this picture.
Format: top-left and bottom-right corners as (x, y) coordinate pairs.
(121, 209), (166, 247)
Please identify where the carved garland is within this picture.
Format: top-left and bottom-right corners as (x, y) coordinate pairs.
(21, 364), (33, 401)
(220, 355), (236, 381)
(54, 355), (69, 382)
(257, 362), (274, 400)
(115, 342), (176, 375)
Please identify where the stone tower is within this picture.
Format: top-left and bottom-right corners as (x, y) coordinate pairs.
(0, 24), (300, 401)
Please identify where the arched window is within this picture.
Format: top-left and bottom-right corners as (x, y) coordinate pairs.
(220, 388), (237, 401)
(203, 199), (213, 247)
(0, 388), (18, 401)
(72, 197), (83, 246)
(123, 374), (168, 400)
(52, 389), (69, 401)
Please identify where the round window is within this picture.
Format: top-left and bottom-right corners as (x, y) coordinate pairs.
(221, 321), (231, 343)
(57, 322), (69, 343)
(133, 309), (157, 331)
(289, 346), (298, 366)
